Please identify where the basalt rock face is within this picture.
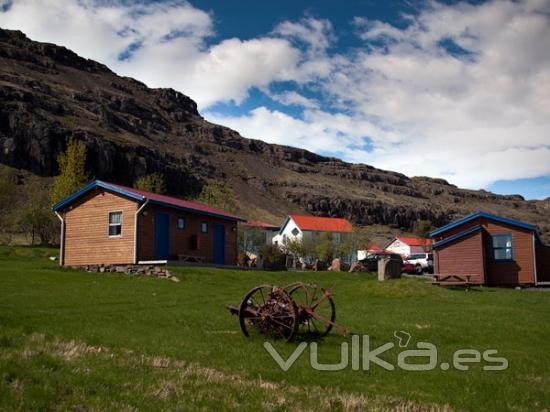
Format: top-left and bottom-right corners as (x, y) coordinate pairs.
(1, 28), (549, 242)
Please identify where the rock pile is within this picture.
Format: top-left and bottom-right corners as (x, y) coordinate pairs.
(70, 264), (180, 282)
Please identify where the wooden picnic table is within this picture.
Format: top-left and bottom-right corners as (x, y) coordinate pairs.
(432, 274), (482, 288)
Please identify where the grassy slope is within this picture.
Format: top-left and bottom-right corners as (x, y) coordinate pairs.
(0, 246), (549, 411)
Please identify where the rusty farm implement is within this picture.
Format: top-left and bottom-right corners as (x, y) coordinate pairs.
(225, 282), (350, 342)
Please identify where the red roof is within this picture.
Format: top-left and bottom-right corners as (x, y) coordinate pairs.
(396, 236), (433, 246)
(242, 220), (280, 230)
(289, 214), (353, 233)
(367, 243), (384, 252)
(106, 181), (244, 221)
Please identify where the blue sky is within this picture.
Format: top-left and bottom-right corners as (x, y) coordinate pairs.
(1, 0), (549, 199)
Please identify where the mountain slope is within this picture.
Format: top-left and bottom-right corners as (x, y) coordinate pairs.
(1, 28), (549, 242)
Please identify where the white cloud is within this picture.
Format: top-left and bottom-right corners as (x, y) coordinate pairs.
(1, 0), (549, 192)
(0, 0), (303, 106)
(212, 0), (550, 190)
(268, 91), (320, 109)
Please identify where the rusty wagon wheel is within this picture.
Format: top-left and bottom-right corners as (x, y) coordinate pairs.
(285, 283), (336, 338)
(238, 285), (298, 342)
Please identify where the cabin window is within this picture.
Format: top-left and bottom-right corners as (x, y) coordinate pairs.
(108, 211), (122, 237)
(291, 228), (300, 236)
(177, 217), (186, 230)
(492, 233), (513, 261)
(201, 221), (208, 233)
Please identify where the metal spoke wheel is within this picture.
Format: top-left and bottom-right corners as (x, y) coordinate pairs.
(238, 285), (298, 342)
(285, 283), (336, 338)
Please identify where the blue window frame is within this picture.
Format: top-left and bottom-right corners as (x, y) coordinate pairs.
(492, 233), (514, 261)
(177, 217), (186, 230)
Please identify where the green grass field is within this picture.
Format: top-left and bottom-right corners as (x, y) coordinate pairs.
(1, 246), (549, 411)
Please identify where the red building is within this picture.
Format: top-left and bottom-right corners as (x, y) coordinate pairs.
(52, 180), (245, 266)
(430, 212), (550, 286)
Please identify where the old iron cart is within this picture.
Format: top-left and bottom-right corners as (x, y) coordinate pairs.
(226, 282), (349, 342)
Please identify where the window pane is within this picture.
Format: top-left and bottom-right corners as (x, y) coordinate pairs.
(109, 212), (122, 224)
(201, 222), (208, 233)
(109, 225), (121, 236)
(494, 249), (508, 260)
(178, 218), (185, 230)
(493, 235), (511, 248)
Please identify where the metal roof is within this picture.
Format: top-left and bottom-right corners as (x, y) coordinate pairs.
(281, 214), (353, 233)
(52, 180), (246, 222)
(432, 225), (483, 249)
(429, 211), (537, 237)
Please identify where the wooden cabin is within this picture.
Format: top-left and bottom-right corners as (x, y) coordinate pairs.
(430, 212), (550, 286)
(52, 180), (245, 266)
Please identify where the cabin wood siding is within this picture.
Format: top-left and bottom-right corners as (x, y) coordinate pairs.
(434, 231), (485, 281)
(433, 217), (537, 285)
(482, 222), (535, 285)
(536, 244), (550, 282)
(63, 189), (137, 266)
(137, 204), (238, 265)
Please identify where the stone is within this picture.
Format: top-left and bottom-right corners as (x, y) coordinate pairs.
(349, 261), (366, 272)
(377, 257), (402, 281)
(330, 258), (341, 272)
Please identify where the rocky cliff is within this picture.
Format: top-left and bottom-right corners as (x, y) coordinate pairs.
(1, 28), (548, 242)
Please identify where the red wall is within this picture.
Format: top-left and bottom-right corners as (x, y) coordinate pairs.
(434, 217), (537, 285)
(137, 204), (238, 265)
(434, 231), (485, 282)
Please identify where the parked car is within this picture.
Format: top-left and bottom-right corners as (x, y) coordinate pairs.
(401, 262), (416, 274)
(361, 253), (403, 272)
(404, 253), (433, 274)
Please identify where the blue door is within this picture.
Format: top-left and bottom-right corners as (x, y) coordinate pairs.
(213, 224), (226, 264)
(154, 213), (170, 259)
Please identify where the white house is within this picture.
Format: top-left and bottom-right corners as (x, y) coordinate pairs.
(272, 214), (353, 247)
(384, 236), (432, 258)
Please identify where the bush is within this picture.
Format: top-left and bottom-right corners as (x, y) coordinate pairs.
(258, 244), (286, 269)
(134, 173), (166, 194)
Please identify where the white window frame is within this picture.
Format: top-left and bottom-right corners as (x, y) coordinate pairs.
(108, 211), (123, 238)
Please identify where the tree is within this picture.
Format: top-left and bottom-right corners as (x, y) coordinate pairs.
(197, 181), (239, 213)
(315, 232), (335, 262)
(414, 219), (434, 239)
(0, 168), (17, 242)
(336, 225), (371, 263)
(50, 139), (89, 205)
(134, 173), (166, 194)
(282, 236), (306, 259)
(19, 181), (58, 245)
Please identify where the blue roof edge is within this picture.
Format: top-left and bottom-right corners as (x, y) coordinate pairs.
(430, 211), (538, 237)
(432, 225), (483, 249)
(52, 180), (144, 211)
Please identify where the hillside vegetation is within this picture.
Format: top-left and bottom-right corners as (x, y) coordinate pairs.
(1, 28), (549, 244)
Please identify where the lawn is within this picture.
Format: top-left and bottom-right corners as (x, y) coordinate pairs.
(0, 245), (549, 411)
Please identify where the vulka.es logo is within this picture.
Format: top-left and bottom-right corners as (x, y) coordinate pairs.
(264, 333), (508, 372)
